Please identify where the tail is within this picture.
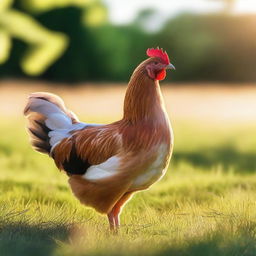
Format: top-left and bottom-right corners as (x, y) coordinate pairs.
(24, 92), (85, 155)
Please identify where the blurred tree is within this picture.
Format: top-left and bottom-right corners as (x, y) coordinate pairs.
(20, 0), (92, 13)
(82, 1), (108, 27)
(0, 0), (68, 75)
(33, 1), (110, 82)
(158, 13), (256, 82)
(134, 9), (164, 32)
(1, 0), (256, 83)
(0, 0), (106, 76)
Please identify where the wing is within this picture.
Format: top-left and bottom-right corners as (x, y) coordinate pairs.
(52, 123), (122, 176)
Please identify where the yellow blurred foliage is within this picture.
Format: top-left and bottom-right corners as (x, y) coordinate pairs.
(21, 0), (93, 13)
(83, 4), (108, 26)
(0, 0), (69, 75)
(0, 0), (106, 75)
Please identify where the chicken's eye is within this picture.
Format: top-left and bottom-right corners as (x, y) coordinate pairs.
(154, 62), (158, 65)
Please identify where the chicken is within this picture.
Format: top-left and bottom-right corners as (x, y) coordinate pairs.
(24, 47), (175, 231)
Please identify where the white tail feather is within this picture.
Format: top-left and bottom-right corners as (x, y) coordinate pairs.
(24, 92), (86, 154)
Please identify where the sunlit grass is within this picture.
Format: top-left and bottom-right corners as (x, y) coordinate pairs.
(0, 117), (256, 256)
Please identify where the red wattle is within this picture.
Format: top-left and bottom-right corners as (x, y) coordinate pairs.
(156, 69), (166, 81)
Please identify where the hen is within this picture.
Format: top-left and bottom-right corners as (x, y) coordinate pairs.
(24, 47), (175, 231)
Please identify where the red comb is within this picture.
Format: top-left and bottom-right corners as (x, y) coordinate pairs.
(146, 47), (170, 65)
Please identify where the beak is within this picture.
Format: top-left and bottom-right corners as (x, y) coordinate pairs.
(166, 63), (176, 70)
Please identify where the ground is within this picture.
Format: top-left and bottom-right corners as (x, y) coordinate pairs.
(0, 81), (256, 256)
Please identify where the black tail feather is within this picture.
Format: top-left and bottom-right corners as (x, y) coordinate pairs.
(34, 120), (51, 134)
(27, 117), (52, 154)
(29, 127), (48, 141)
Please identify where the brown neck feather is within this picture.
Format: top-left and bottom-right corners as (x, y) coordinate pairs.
(123, 63), (165, 124)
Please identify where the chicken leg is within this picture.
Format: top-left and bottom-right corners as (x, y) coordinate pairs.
(107, 192), (133, 231)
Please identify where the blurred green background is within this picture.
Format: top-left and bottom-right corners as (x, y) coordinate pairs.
(1, 0), (256, 82)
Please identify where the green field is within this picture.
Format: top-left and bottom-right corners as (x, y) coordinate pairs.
(1, 114), (256, 256)
(0, 120), (256, 256)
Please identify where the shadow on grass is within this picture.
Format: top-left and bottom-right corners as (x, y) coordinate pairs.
(155, 229), (256, 256)
(173, 146), (256, 172)
(0, 222), (70, 256)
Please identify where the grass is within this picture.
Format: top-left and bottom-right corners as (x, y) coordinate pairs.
(0, 116), (256, 256)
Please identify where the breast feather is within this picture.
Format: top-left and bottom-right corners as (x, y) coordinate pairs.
(131, 144), (169, 189)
